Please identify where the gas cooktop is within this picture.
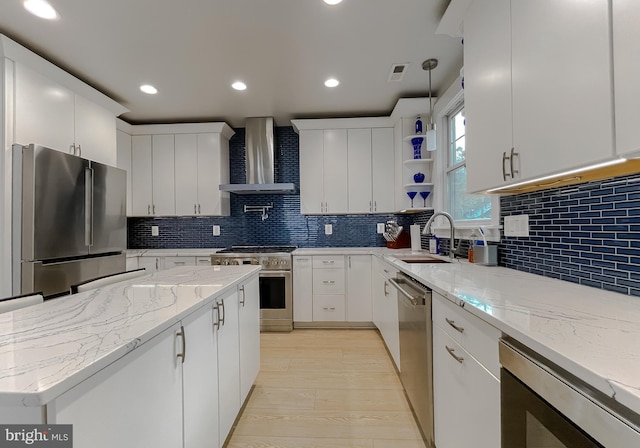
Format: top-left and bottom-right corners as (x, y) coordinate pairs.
(216, 246), (297, 254)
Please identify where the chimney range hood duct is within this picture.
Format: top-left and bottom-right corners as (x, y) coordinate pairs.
(219, 117), (297, 194)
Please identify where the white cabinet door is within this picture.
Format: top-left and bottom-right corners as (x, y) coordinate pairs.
(463, 0), (513, 193)
(323, 129), (348, 214)
(612, 0), (640, 156)
(152, 135), (176, 216)
(175, 134), (199, 216)
(371, 128), (395, 212)
(511, 0), (613, 180)
(432, 326), (500, 448)
(138, 256), (162, 272)
(196, 256), (212, 266)
(293, 256), (313, 322)
(299, 130), (324, 214)
(14, 63), (75, 151)
(116, 130), (133, 216)
(348, 128), (373, 213)
(346, 255), (372, 322)
(198, 133), (229, 216)
(131, 135), (153, 216)
(238, 276), (260, 404)
(182, 306), (220, 448)
(216, 290), (241, 447)
(52, 323), (183, 448)
(73, 94), (117, 165)
(126, 256), (138, 271)
(164, 256), (196, 269)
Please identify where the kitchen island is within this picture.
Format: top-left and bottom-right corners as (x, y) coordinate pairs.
(0, 265), (260, 448)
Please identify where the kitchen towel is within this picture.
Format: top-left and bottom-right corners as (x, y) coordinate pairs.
(410, 224), (421, 251)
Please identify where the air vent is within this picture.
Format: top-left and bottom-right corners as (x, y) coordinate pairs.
(388, 63), (409, 82)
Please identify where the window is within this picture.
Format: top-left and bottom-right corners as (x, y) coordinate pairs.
(446, 106), (493, 222)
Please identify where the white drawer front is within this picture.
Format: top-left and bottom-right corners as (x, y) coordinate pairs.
(313, 295), (346, 321)
(313, 269), (345, 294)
(433, 292), (501, 378)
(313, 255), (345, 269)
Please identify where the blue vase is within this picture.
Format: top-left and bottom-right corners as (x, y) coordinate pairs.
(413, 172), (425, 183)
(411, 137), (423, 159)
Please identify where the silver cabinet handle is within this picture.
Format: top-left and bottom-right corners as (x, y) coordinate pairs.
(510, 147), (519, 178)
(348, 256), (351, 269)
(445, 318), (464, 333)
(502, 151), (509, 181)
(369, 201), (372, 212)
(446, 345), (464, 364)
(322, 260), (335, 264)
(219, 299), (225, 326)
(176, 325), (186, 363)
(323, 307), (336, 311)
(213, 303), (220, 330)
(198, 204), (201, 214)
(153, 204), (156, 214)
(77, 144), (82, 157)
(69, 144), (75, 155)
(148, 204), (151, 215)
(383, 281), (389, 297)
(239, 285), (246, 307)
(174, 261), (186, 266)
(194, 204), (197, 214)
(155, 258), (159, 270)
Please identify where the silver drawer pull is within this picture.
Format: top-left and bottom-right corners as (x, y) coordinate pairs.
(322, 260), (335, 264)
(446, 346), (464, 364)
(323, 307), (336, 311)
(322, 280), (336, 284)
(445, 318), (464, 333)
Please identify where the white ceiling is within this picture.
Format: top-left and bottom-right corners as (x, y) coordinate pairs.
(0, 0), (463, 128)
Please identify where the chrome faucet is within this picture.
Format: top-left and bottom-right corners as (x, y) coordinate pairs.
(422, 211), (457, 259)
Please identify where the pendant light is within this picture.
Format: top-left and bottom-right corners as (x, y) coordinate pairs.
(422, 58), (438, 151)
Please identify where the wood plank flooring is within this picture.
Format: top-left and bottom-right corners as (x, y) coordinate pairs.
(226, 329), (426, 448)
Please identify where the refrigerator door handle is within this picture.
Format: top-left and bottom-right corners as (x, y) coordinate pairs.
(85, 168), (94, 247)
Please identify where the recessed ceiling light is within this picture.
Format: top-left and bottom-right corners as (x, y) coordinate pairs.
(232, 81), (247, 91)
(140, 84), (158, 95)
(23, 0), (59, 20)
(324, 0), (343, 5)
(324, 78), (340, 88)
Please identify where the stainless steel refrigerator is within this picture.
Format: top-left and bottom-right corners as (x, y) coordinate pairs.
(12, 144), (127, 298)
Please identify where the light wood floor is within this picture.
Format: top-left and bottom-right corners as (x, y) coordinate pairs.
(226, 329), (427, 448)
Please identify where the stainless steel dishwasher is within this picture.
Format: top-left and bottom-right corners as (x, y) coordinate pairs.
(390, 272), (434, 447)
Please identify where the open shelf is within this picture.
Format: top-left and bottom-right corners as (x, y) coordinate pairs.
(403, 182), (434, 192)
(404, 159), (433, 166)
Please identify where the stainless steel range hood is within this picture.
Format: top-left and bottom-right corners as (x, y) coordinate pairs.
(219, 117), (297, 195)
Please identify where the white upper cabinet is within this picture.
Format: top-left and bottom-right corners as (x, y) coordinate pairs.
(14, 62), (119, 166)
(464, 0), (614, 193)
(116, 130), (133, 216)
(348, 129), (373, 213)
(152, 135), (176, 216)
(295, 118), (395, 214)
(612, 0), (640, 157)
(131, 135), (154, 216)
(175, 134), (200, 216)
(299, 129), (348, 214)
(463, 0), (512, 193)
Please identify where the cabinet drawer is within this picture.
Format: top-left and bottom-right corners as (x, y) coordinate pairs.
(196, 257), (212, 266)
(313, 269), (345, 294)
(433, 326), (500, 448)
(313, 255), (345, 269)
(432, 292), (501, 378)
(164, 256), (196, 268)
(313, 295), (346, 321)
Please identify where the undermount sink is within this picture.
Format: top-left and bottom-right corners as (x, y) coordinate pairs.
(397, 255), (449, 263)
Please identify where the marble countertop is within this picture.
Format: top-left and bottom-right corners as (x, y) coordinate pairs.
(0, 265), (260, 407)
(383, 253), (640, 418)
(126, 248), (223, 257)
(293, 247), (418, 256)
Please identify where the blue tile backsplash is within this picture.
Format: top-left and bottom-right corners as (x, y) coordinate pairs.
(128, 126), (425, 249)
(500, 173), (640, 297)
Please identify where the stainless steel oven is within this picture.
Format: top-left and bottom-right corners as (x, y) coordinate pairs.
(211, 246), (294, 332)
(500, 337), (640, 448)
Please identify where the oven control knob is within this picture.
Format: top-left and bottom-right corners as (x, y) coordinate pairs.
(212, 259), (220, 265)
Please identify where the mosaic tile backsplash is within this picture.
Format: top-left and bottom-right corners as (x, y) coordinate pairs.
(500, 173), (640, 297)
(128, 126), (423, 249)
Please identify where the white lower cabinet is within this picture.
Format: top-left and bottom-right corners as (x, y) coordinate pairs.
(372, 257), (399, 369)
(238, 276), (260, 404)
(432, 292), (501, 448)
(49, 274), (260, 448)
(135, 255), (208, 272)
(312, 256), (346, 322)
(293, 256), (313, 322)
(216, 288), (241, 447)
(346, 255), (372, 322)
(164, 256), (196, 269)
(137, 256), (163, 272)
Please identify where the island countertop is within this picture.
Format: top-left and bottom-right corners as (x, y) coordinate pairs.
(0, 265), (260, 407)
(384, 254), (640, 419)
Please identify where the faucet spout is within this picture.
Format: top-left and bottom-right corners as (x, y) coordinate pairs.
(422, 211), (457, 259)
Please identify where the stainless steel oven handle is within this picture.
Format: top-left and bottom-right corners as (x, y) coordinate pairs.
(389, 278), (419, 306)
(500, 339), (640, 446)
